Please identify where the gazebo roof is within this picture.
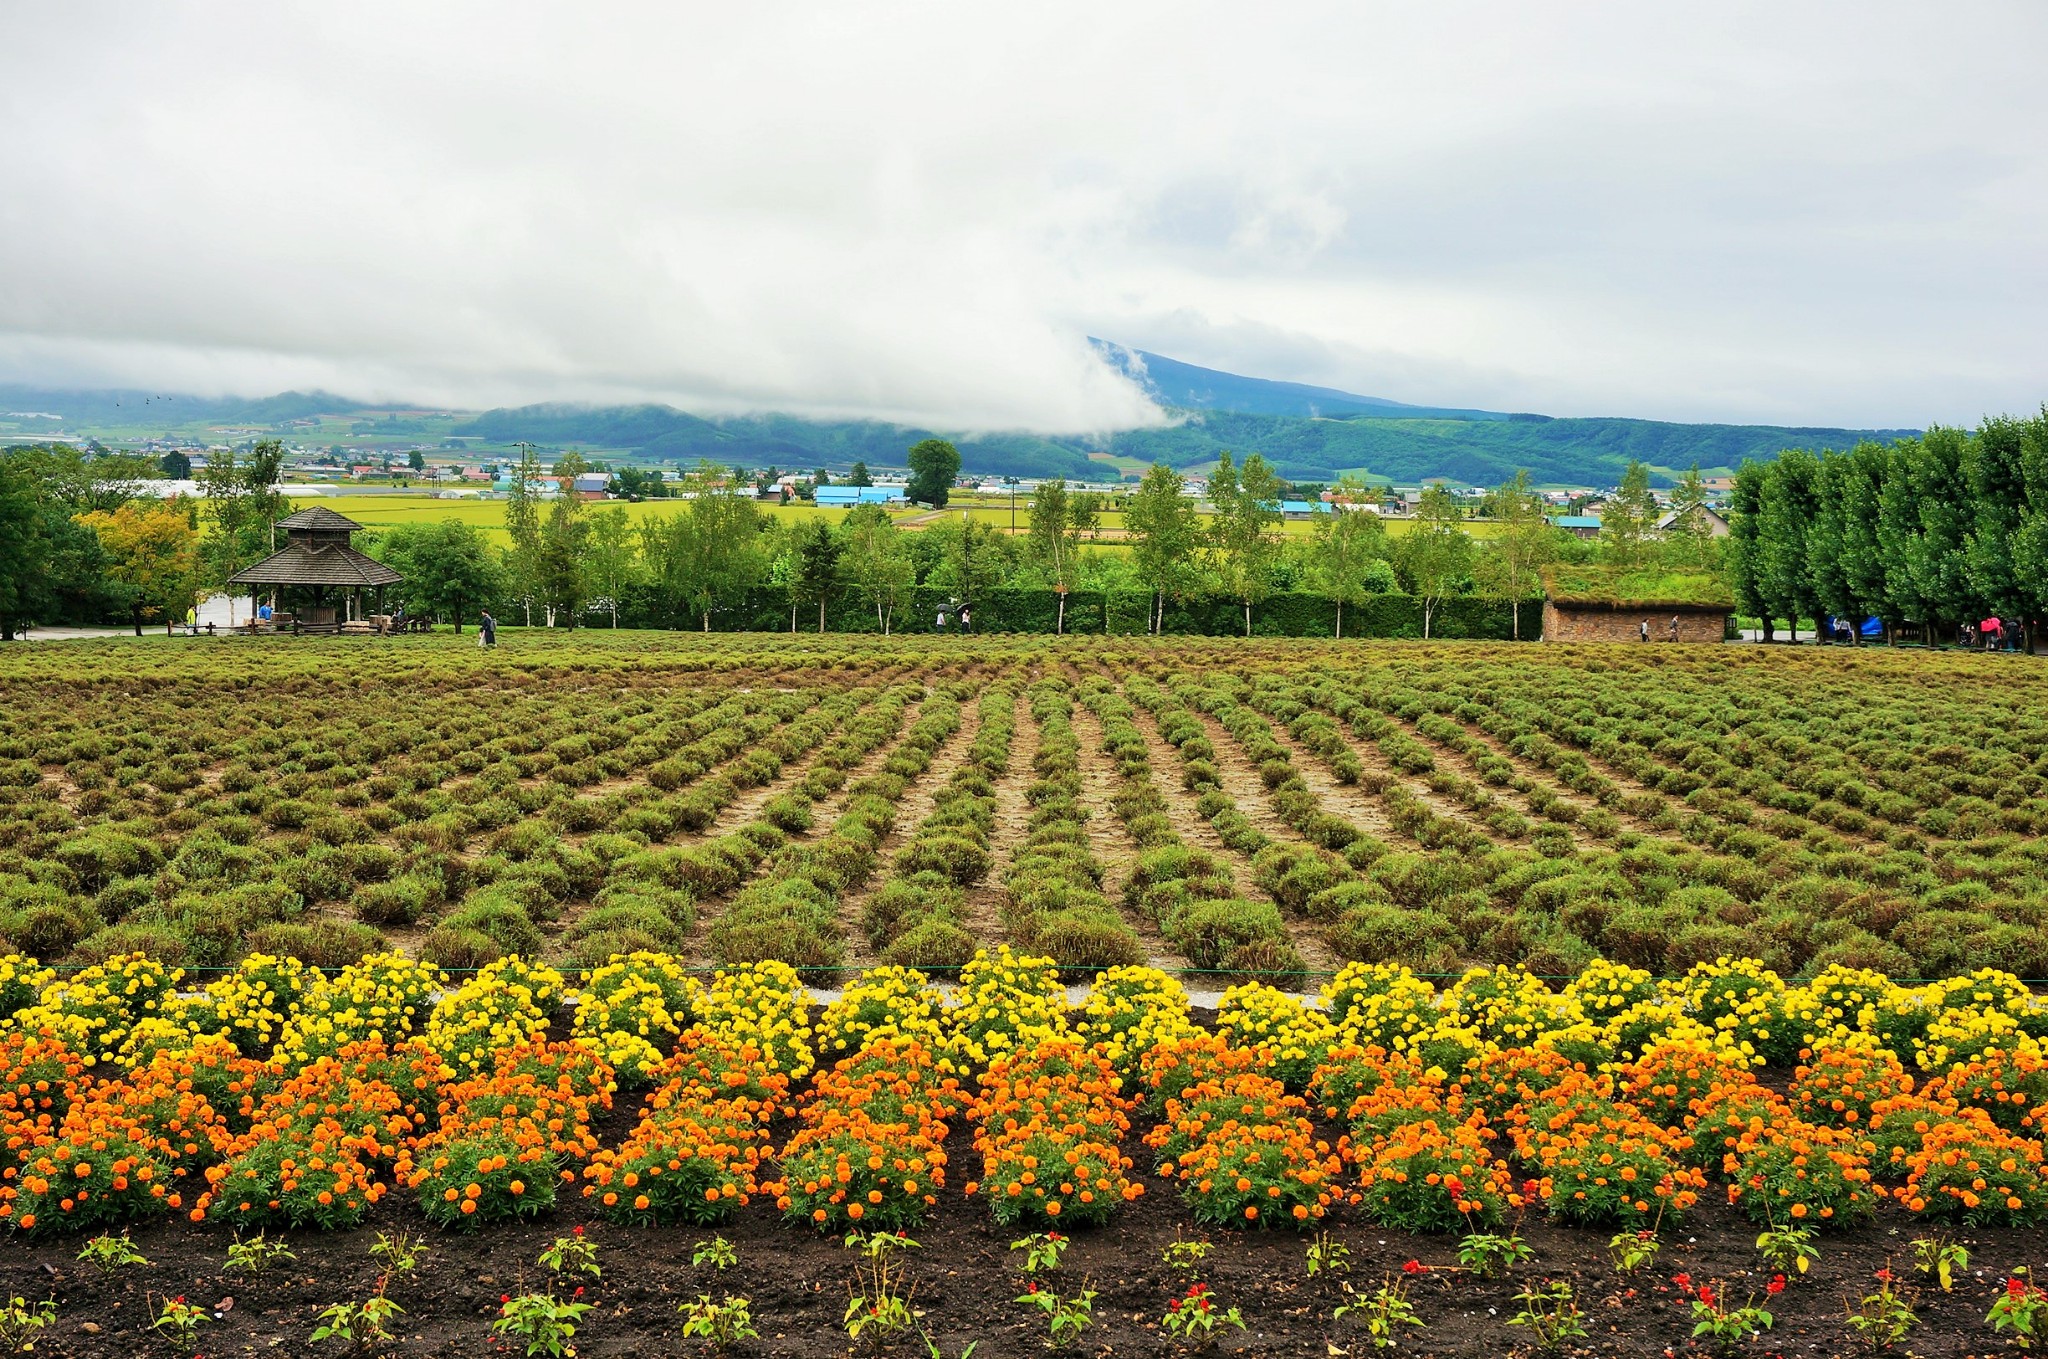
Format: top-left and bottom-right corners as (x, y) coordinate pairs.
(275, 505), (367, 533)
(228, 540), (403, 588)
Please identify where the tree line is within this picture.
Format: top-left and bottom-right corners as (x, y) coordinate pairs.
(1726, 408), (2048, 645)
(1, 435), (1726, 640)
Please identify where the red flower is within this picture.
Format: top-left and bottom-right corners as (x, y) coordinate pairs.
(1672, 1273), (1692, 1290)
(1402, 1259), (1424, 1275)
(572, 1225), (584, 1237)
(1875, 1268), (1894, 1284)
(1766, 1276), (1785, 1296)
(1696, 1286), (1714, 1308)
(1027, 1282), (1038, 1294)
(2012, 1278), (2031, 1299)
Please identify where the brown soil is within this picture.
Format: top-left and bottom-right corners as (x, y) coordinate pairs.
(831, 698), (983, 969)
(1176, 713), (1342, 977)
(965, 691), (1035, 946)
(12, 1114), (2032, 1358)
(802, 693), (933, 834)
(1440, 713), (1685, 845)
(1068, 704), (1192, 973)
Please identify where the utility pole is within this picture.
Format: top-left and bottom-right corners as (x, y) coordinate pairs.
(960, 509), (971, 614)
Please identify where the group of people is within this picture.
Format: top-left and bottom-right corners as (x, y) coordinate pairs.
(1638, 616), (1683, 642)
(935, 602), (973, 634)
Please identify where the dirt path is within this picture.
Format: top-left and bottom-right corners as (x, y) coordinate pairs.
(1243, 705), (1503, 852)
(966, 690), (1036, 948)
(1172, 711), (1343, 975)
(830, 697), (982, 969)
(1436, 712), (1689, 845)
(1069, 703), (1191, 973)
(800, 693), (929, 833)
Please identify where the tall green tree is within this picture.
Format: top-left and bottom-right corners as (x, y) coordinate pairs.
(1305, 481), (1390, 639)
(1207, 451), (1284, 636)
(1805, 452), (1854, 638)
(790, 517), (842, 632)
(848, 461), (872, 487)
(1124, 462), (1201, 634)
(1965, 415), (2029, 627)
(905, 438), (960, 508)
(840, 504), (914, 634)
(200, 439), (287, 614)
(1600, 459), (1659, 570)
(503, 443), (545, 624)
(1725, 460), (1771, 641)
(1836, 442), (1891, 636)
(1907, 428), (1976, 641)
(534, 452), (590, 626)
(642, 462), (764, 630)
(1069, 490), (1103, 541)
(583, 506), (643, 627)
(1667, 463), (1719, 569)
(1755, 449), (1820, 641)
(372, 520), (504, 631)
(1026, 477), (1082, 632)
(1876, 438), (1930, 632)
(2009, 407), (2048, 651)
(1399, 484), (1475, 639)
(1479, 468), (1551, 640)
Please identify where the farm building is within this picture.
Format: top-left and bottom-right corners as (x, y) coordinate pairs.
(815, 486), (907, 507)
(1540, 564), (1733, 643)
(1547, 514), (1602, 541)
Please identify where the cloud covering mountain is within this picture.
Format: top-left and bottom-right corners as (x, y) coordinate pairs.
(1, 4), (2042, 432)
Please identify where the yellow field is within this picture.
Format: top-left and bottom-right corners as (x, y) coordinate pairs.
(294, 492), (1500, 544)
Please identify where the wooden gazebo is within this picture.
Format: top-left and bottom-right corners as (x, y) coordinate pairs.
(228, 506), (403, 634)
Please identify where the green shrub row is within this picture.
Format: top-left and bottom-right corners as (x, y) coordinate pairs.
(1077, 681), (1301, 978)
(864, 685), (1018, 969)
(1000, 683), (1144, 977)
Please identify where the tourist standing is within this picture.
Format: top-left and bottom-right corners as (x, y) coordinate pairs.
(479, 610), (497, 648)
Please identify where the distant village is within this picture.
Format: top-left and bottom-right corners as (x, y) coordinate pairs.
(76, 426), (1735, 536)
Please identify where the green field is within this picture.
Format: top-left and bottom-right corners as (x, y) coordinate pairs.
(302, 492), (1500, 544)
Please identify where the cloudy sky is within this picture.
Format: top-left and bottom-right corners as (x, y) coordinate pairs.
(1, 3), (2043, 432)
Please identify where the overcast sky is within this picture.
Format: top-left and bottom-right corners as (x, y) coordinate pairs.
(1, 3), (2043, 432)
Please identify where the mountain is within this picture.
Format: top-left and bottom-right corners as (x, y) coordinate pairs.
(1090, 340), (1509, 422)
(0, 385), (373, 427)
(7, 351), (1923, 488)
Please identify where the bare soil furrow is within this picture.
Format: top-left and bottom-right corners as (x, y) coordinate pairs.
(830, 698), (981, 969)
(1069, 703), (1192, 973)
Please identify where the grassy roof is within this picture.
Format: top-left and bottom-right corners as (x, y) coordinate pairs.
(1542, 563), (1735, 610)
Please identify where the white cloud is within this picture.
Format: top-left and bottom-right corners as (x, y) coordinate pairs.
(0, 1), (2042, 430)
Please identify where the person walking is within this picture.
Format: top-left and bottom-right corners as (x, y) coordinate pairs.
(479, 609), (497, 648)
(959, 604), (973, 634)
(1639, 619), (1650, 643)
(1668, 615), (1680, 643)
(935, 604), (947, 634)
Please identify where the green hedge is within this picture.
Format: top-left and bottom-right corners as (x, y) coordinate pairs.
(595, 586), (1528, 640)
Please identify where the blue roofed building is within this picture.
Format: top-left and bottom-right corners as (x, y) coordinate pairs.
(1277, 499), (1331, 518)
(815, 485), (907, 508)
(1548, 514), (1602, 541)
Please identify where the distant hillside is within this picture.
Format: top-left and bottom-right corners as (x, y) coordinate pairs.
(1099, 409), (1921, 487)
(451, 405), (1102, 481)
(6, 349), (1921, 487)
(0, 385), (372, 427)
(453, 402), (1916, 487)
(1090, 340), (1508, 422)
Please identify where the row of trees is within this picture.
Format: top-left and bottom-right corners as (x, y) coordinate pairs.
(1, 435), (1722, 642)
(364, 454), (1654, 639)
(1727, 409), (2048, 643)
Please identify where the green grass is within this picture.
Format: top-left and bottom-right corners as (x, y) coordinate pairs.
(1541, 562), (1734, 608)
